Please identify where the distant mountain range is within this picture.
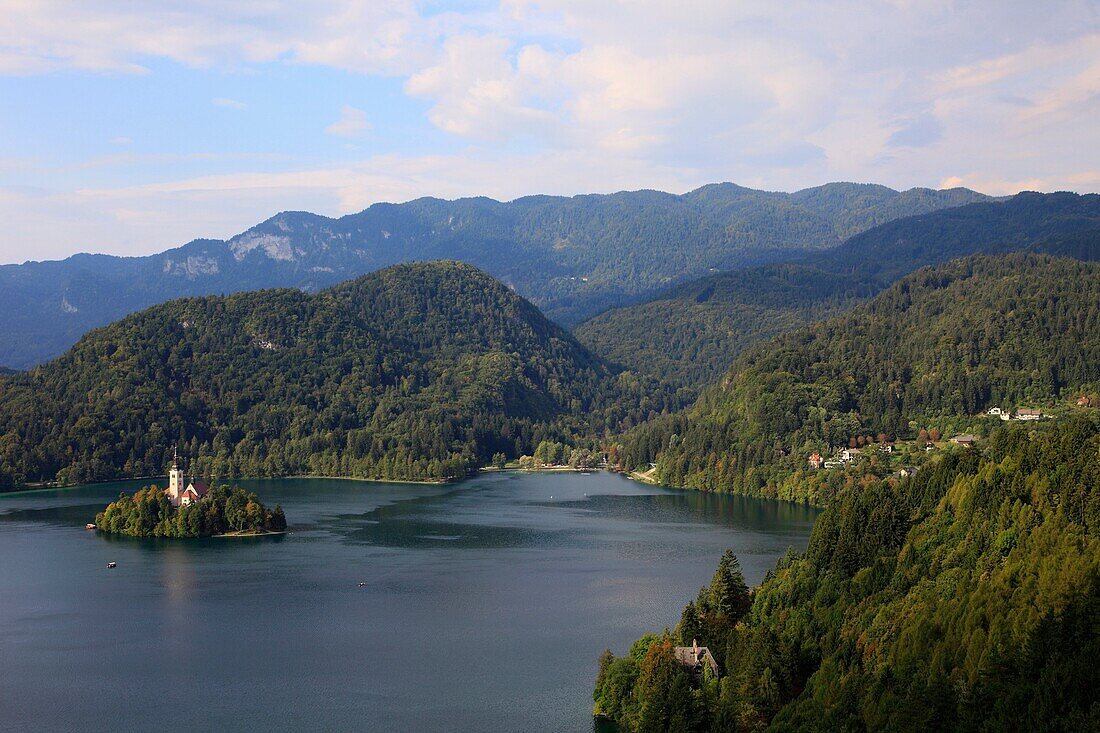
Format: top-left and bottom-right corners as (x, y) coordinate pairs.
(577, 191), (1100, 388)
(0, 182), (989, 369)
(0, 261), (680, 487)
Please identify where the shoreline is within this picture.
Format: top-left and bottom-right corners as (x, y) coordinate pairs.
(213, 529), (288, 539)
(480, 465), (607, 474)
(3, 467), (611, 496)
(628, 467), (660, 485)
(1, 473), (452, 497)
(282, 474), (449, 486)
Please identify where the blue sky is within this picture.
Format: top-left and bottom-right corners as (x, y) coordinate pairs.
(0, 0), (1098, 263)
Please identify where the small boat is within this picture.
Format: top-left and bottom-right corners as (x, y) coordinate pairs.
(86, 523), (96, 530)
(106, 562), (117, 569)
(358, 582), (367, 588)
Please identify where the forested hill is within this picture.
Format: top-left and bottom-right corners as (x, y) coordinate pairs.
(576, 191), (1100, 388)
(0, 261), (682, 487)
(0, 182), (987, 369)
(616, 254), (1100, 498)
(596, 418), (1100, 731)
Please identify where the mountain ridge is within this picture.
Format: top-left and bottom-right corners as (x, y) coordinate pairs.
(0, 181), (990, 369)
(577, 191), (1100, 388)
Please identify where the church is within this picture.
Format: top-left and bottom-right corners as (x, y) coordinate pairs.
(164, 453), (210, 508)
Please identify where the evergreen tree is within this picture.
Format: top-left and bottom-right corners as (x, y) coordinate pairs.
(709, 550), (751, 622)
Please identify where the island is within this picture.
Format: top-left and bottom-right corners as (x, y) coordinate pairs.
(94, 456), (286, 538)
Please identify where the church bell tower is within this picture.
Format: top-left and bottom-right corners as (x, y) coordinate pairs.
(168, 449), (183, 498)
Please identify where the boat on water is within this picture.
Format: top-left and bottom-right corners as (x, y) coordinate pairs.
(358, 582), (367, 588)
(106, 562), (116, 569)
(86, 523), (96, 530)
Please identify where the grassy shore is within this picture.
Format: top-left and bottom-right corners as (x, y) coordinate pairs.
(213, 529), (288, 538)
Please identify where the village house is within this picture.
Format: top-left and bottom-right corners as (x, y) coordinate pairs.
(674, 639), (720, 680)
(840, 448), (861, 462)
(808, 452), (823, 469)
(897, 466), (919, 479)
(1078, 396), (1092, 407)
(878, 443), (894, 453)
(1016, 408), (1042, 421)
(164, 454), (210, 508)
(950, 434), (977, 447)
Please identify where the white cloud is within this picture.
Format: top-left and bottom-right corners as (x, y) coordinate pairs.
(212, 97), (247, 109)
(405, 34), (563, 138)
(0, 1), (1097, 264)
(0, 0), (435, 76)
(938, 170), (1100, 197)
(324, 105), (372, 138)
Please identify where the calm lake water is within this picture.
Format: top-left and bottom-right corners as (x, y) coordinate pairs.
(0, 471), (817, 732)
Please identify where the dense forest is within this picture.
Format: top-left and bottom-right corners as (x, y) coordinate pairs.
(615, 255), (1100, 502)
(96, 484), (287, 538)
(595, 418), (1100, 731)
(577, 192), (1100, 389)
(576, 263), (859, 390)
(0, 261), (684, 487)
(0, 182), (987, 369)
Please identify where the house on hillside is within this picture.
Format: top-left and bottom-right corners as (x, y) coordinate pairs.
(950, 434), (977, 447)
(1016, 408), (1042, 421)
(1078, 396), (1092, 407)
(898, 466), (919, 479)
(808, 452), (823, 470)
(674, 640), (720, 680)
(840, 448), (861, 462)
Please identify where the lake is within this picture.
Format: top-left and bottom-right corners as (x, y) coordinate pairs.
(0, 471), (817, 732)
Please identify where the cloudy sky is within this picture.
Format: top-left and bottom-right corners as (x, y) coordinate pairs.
(1, 0), (1098, 263)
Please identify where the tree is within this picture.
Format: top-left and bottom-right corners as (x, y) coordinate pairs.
(635, 637), (700, 733)
(709, 550), (751, 622)
(678, 600), (704, 647)
(594, 649), (641, 724)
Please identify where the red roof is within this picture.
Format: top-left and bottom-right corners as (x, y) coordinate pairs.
(189, 480), (210, 496)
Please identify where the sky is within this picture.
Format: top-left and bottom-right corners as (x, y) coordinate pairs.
(0, 1), (1098, 264)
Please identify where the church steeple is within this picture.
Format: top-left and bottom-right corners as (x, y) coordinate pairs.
(168, 448), (184, 499)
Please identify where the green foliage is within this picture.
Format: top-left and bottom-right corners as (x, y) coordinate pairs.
(707, 550), (752, 621)
(0, 261), (685, 487)
(0, 182), (991, 370)
(597, 419), (1100, 732)
(617, 254), (1100, 503)
(94, 484), (286, 538)
(577, 192), (1100, 389)
(596, 634), (710, 733)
